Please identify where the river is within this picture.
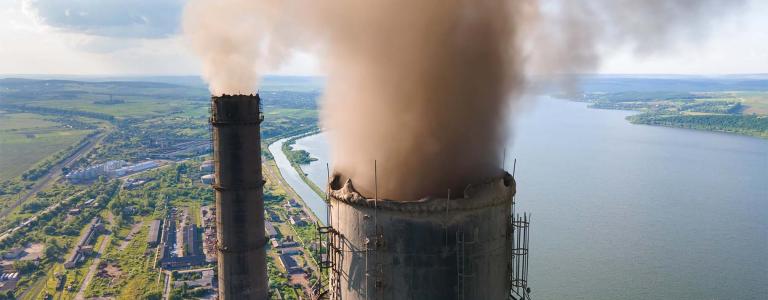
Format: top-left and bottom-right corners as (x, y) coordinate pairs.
(282, 97), (768, 300)
(268, 138), (328, 224)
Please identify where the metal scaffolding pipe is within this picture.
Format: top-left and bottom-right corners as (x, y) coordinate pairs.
(211, 94), (267, 300)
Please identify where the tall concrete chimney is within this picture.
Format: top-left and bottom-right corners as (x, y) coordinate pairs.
(211, 94), (267, 299)
(326, 173), (516, 299)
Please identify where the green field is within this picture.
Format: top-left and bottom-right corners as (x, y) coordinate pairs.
(733, 92), (768, 115)
(23, 98), (206, 119)
(0, 112), (91, 181)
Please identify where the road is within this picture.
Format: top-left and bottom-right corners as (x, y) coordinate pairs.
(175, 267), (214, 274)
(74, 234), (111, 300)
(162, 271), (172, 300)
(0, 129), (109, 219)
(74, 214), (114, 300)
(118, 220), (145, 251)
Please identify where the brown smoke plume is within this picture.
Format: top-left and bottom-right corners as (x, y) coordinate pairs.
(318, 0), (524, 200)
(182, 0), (745, 200)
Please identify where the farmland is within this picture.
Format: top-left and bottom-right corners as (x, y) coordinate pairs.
(0, 111), (92, 181)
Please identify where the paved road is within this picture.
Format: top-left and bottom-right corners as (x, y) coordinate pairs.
(0, 129), (109, 219)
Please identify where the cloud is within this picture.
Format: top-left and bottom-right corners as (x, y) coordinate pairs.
(23, 0), (184, 38)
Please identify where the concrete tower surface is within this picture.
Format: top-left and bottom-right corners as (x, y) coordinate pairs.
(326, 173), (516, 299)
(211, 94), (267, 299)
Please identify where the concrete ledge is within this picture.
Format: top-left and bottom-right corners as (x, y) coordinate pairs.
(329, 172), (516, 213)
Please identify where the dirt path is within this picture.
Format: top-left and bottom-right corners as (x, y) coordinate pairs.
(74, 214), (114, 300)
(162, 271), (172, 300)
(118, 221), (145, 251)
(74, 233), (112, 300)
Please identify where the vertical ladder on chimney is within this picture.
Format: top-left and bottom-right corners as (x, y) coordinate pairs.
(456, 228), (476, 300)
(456, 230), (466, 300)
(315, 163), (343, 300)
(510, 212), (532, 300)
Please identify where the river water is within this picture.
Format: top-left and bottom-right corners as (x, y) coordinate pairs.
(282, 97), (767, 300)
(268, 138), (328, 224)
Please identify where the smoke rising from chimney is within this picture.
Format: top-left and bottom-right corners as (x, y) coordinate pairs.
(183, 0), (744, 200)
(316, 0), (524, 200)
(182, 0), (289, 95)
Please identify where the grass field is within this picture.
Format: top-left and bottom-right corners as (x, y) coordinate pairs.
(24, 98), (207, 119)
(696, 91), (768, 115)
(0, 112), (92, 181)
(0, 112), (60, 130)
(84, 216), (163, 299)
(735, 92), (768, 115)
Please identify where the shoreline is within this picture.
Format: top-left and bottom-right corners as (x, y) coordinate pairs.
(280, 132), (326, 199)
(266, 135), (325, 225)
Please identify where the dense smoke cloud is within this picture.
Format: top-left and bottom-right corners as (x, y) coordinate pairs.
(317, 0), (523, 200)
(183, 0), (744, 200)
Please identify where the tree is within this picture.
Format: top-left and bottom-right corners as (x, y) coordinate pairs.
(142, 290), (162, 300)
(13, 260), (38, 274)
(169, 288), (184, 300)
(45, 239), (65, 260)
(0, 290), (15, 300)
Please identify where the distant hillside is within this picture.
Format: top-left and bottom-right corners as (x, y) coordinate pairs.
(579, 75), (768, 93)
(0, 78), (209, 102)
(0, 78), (322, 112)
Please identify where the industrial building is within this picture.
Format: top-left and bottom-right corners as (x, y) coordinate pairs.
(112, 160), (159, 177)
(64, 217), (104, 269)
(157, 211), (205, 270)
(65, 160), (126, 182)
(200, 174), (214, 185)
(265, 221), (278, 238)
(184, 224), (202, 257)
(148, 219), (162, 247)
(200, 160), (214, 172)
(65, 160), (159, 182)
(148, 139), (211, 159)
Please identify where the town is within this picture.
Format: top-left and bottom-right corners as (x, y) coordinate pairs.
(0, 79), (322, 299)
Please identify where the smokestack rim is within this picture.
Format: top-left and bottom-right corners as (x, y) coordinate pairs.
(329, 172), (514, 213)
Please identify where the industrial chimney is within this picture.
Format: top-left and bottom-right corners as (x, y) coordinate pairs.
(211, 94), (267, 299)
(321, 172), (529, 299)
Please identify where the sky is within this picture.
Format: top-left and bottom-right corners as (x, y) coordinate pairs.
(0, 0), (765, 76)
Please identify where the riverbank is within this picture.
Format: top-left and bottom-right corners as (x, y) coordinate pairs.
(280, 131), (326, 200)
(578, 92), (768, 139)
(267, 137), (327, 225)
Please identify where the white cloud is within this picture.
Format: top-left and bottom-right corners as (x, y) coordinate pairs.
(22, 0), (184, 39)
